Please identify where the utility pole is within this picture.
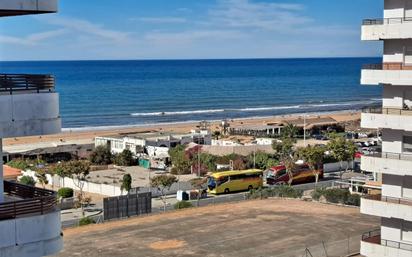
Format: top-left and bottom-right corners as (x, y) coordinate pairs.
(303, 114), (307, 147)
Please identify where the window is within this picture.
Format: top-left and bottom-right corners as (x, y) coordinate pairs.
(403, 136), (412, 153)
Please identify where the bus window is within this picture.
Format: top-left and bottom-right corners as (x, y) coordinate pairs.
(276, 169), (287, 178)
(217, 176), (229, 186)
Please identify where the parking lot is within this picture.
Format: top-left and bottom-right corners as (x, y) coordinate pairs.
(56, 199), (379, 257)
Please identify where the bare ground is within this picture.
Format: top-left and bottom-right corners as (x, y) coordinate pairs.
(56, 199), (378, 257)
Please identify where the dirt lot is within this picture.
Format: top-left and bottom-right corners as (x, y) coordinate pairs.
(56, 199), (378, 257)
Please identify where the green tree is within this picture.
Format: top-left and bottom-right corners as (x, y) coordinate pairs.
(281, 123), (299, 139)
(121, 173), (132, 194)
(169, 145), (191, 175)
(89, 145), (113, 165)
(61, 160), (91, 215)
(19, 175), (36, 187)
(212, 131), (221, 140)
(327, 137), (357, 178)
(272, 138), (296, 185)
(6, 159), (30, 170)
(150, 174), (178, 212)
(298, 145), (325, 185)
(113, 149), (135, 166)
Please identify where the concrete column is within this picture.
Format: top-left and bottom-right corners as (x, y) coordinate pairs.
(0, 138), (3, 203)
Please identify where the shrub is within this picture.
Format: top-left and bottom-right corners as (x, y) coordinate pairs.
(58, 187), (74, 198)
(322, 188), (349, 204)
(7, 159), (30, 170)
(345, 194), (361, 206)
(248, 186), (303, 199)
(113, 150), (135, 166)
(311, 187), (327, 201)
(174, 201), (193, 210)
(79, 217), (95, 226)
(19, 176), (36, 186)
(89, 145), (113, 165)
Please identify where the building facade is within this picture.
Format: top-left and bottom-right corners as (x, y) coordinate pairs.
(360, 1), (412, 256)
(0, 1), (62, 256)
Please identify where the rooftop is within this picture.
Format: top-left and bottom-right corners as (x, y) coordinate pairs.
(57, 199), (378, 257)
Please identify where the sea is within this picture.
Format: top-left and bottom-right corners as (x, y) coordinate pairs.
(0, 58), (382, 130)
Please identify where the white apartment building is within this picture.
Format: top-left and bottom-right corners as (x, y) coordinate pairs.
(360, 1), (412, 256)
(0, 1), (62, 257)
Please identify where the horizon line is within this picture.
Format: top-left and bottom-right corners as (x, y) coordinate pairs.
(0, 56), (382, 62)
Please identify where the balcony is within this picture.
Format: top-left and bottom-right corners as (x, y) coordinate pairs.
(361, 64), (412, 86)
(362, 107), (412, 131)
(0, 0), (57, 17)
(361, 152), (412, 176)
(361, 230), (412, 256)
(0, 181), (62, 257)
(362, 17), (412, 41)
(0, 74), (61, 138)
(361, 194), (412, 222)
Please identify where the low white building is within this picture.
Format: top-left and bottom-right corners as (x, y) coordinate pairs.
(95, 130), (212, 157)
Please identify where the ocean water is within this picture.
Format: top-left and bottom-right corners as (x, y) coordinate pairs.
(0, 58), (382, 130)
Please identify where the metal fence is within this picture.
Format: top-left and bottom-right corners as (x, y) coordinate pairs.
(103, 192), (152, 221)
(273, 234), (364, 257)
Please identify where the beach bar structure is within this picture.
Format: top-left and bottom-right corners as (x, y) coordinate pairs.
(360, 1), (412, 256)
(0, 1), (63, 256)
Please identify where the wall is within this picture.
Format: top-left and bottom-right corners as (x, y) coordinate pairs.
(384, 0), (406, 18)
(0, 93), (61, 138)
(323, 161), (354, 173)
(0, 0), (57, 12)
(0, 211), (62, 257)
(21, 170), (123, 197)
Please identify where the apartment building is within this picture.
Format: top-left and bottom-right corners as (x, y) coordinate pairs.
(360, 0), (412, 256)
(0, 1), (62, 256)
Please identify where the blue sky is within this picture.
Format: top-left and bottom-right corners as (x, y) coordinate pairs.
(0, 0), (383, 61)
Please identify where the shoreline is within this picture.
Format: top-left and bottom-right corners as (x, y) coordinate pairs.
(4, 110), (361, 147)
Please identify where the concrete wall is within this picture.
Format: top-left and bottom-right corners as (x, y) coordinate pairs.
(22, 170), (123, 197)
(0, 0), (58, 12)
(0, 93), (61, 138)
(383, 85), (412, 108)
(362, 112), (412, 131)
(0, 211), (62, 257)
(361, 69), (412, 86)
(361, 155), (412, 176)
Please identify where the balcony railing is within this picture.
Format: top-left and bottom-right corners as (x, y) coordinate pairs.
(364, 194), (412, 207)
(364, 151), (412, 161)
(0, 181), (58, 220)
(362, 107), (412, 116)
(363, 230), (412, 251)
(0, 74), (55, 94)
(362, 64), (383, 70)
(363, 17), (412, 25)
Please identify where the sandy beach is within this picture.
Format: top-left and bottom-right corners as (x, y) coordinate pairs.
(3, 111), (360, 147)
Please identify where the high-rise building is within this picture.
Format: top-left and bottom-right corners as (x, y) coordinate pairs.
(360, 1), (412, 256)
(0, 1), (62, 256)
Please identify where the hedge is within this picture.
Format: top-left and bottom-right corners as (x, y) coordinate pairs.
(248, 186), (303, 200)
(174, 201), (193, 210)
(58, 187), (74, 198)
(311, 188), (361, 206)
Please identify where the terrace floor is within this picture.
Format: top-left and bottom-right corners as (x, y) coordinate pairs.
(55, 199), (378, 257)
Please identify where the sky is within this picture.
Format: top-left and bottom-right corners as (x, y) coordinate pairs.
(0, 0), (384, 61)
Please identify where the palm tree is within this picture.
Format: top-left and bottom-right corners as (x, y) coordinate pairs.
(282, 123), (298, 139)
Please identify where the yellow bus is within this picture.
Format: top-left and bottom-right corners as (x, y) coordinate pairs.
(207, 169), (263, 194)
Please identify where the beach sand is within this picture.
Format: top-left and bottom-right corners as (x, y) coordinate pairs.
(3, 111), (360, 147)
